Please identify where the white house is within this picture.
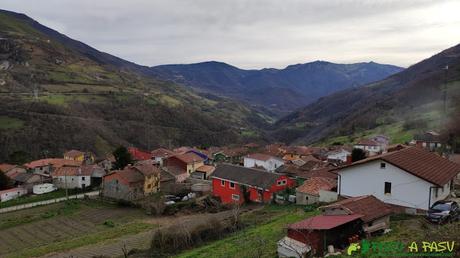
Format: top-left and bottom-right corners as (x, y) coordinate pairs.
(336, 147), (460, 212)
(51, 166), (92, 189)
(0, 187), (27, 202)
(326, 148), (351, 163)
(354, 139), (385, 156)
(244, 153), (284, 172)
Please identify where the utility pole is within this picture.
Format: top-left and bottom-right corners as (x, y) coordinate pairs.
(65, 168), (69, 200)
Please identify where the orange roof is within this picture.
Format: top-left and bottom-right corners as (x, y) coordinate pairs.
(336, 147), (460, 186)
(0, 163), (16, 172)
(25, 159), (81, 169)
(64, 150), (85, 158)
(321, 195), (393, 222)
(196, 165), (215, 174)
(246, 153), (281, 161)
(151, 148), (175, 158)
(173, 152), (204, 164)
(52, 166), (91, 177)
(356, 139), (380, 146)
(297, 177), (336, 195)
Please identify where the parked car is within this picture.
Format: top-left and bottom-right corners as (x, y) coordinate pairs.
(426, 200), (459, 224)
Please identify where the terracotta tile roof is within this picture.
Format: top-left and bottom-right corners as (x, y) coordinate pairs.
(0, 163), (16, 172)
(114, 169), (144, 184)
(246, 153), (281, 162)
(195, 165), (215, 174)
(212, 164), (283, 189)
(321, 195), (393, 223)
(151, 148), (175, 158)
(131, 164), (161, 177)
(289, 214), (363, 230)
(336, 147), (460, 186)
(25, 159), (82, 169)
(173, 152), (205, 164)
(356, 139), (380, 146)
(64, 150), (85, 158)
(296, 177), (337, 195)
(221, 147), (247, 157)
(165, 166), (187, 176)
(283, 146), (311, 156)
(52, 166), (88, 177)
(0, 187), (27, 195)
(174, 146), (192, 154)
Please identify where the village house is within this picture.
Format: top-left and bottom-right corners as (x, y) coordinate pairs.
(335, 147), (460, 212)
(0, 163), (22, 174)
(151, 148), (175, 166)
(52, 166), (92, 189)
(97, 154), (115, 171)
(24, 159), (82, 175)
(354, 139), (385, 156)
(281, 146), (311, 161)
(102, 164), (161, 201)
(410, 131), (443, 151)
(8, 172), (46, 193)
(213, 147), (247, 164)
(165, 152), (205, 175)
(296, 177), (337, 205)
(211, 164), (295, 204)
(63, 150), (95, 164)
(320, 195), (393, 237)
(0, 187), (27, 202)
(372, 135), (390, 147)
(191, 165), (215, 180)
(280, 214), (363, 257)
(244, 153), (284, 172)
(326, 148), (351, 163)
(128, 147), (152, 161)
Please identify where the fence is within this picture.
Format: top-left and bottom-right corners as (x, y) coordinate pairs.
(0, 191), (99, 214)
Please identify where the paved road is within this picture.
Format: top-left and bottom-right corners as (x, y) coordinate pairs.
(0, 191), (100, 214)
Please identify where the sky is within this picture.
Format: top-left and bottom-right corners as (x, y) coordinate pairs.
(1, 0), (460, 69)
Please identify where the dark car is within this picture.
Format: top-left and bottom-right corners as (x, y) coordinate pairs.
(426, 200), (459, 224)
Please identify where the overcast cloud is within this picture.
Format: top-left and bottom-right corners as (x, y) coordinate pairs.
(1, 0), (460, 68)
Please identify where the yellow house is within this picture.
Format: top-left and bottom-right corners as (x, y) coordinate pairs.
(64, 150), (95, 163)
(133, 164), (161, 194)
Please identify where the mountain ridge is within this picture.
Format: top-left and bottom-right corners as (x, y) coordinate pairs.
(149, 60), (403, 114)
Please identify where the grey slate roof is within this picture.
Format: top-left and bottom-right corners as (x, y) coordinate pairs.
(211, 164), (282, 189)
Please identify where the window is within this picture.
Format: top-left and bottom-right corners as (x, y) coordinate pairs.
(230, 182), (235, 189)
(435, 188), (439, 198)
(380, 162), (386, 169)
(277, 179), (287, 186)
(221, 180), (225, 187)
(82, 176), (86, 181)
(147, 184), (152, 189)
(232, 194), (240, 201)
(384, 182), (391, 195)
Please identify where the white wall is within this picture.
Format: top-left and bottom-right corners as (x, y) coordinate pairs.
(244, 157), (284, 172)
(327, 150), (350, 162)
(0, 188), (27, 202)
(55, 175), (91, 189)
(319, 190), (338, 203)
(338, 160), (449, 210)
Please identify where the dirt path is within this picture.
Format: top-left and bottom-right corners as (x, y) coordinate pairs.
(41, 209), (241, 258)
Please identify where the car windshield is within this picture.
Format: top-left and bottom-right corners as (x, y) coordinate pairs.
(431, 203), (451, 211)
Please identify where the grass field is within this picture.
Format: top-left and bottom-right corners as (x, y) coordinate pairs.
(0, 199), (154, 258)
(174, 205), (319, 258)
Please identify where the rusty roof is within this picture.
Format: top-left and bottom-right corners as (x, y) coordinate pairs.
(151, 148), (175, 158)
(246, 153), (282, 162)
(289, 214), (363, 230)
(321, 195), (393, 223)
(172, 152), (204, 164)
(296, 177), (337, 195)
(336, 147), (460, 186)
(25, 159), (81, 169)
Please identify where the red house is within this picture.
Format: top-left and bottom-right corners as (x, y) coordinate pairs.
(128, 147), (152, 161)
(211, 164), (295, 204)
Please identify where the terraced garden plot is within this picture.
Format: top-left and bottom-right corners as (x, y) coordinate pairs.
(0, 200), (151, 258)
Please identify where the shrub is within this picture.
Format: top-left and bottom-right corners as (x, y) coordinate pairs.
(103, 220), (115, 227)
